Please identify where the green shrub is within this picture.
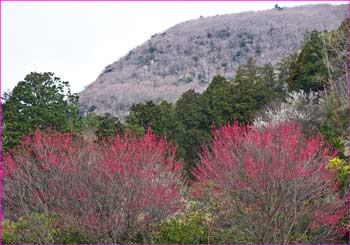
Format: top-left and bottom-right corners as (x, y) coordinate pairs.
(328, 156), (349, 193)
(2, 213), (88, 244)
(152, 200), (252, 244)
(320, 92), (348, 159)
(152, 201), (212, 244)
(2, 213), (60, 244)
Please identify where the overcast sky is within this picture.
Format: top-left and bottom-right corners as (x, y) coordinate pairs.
(2, 1), (347, 94)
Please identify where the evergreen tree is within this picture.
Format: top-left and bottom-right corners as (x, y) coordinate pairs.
(233, 58), (274, 122)
(126, 100), (177, 137)
(2, 72), (80, 150)
(174, 90), (209, 176)
(96, 113), (123, 141)
(199, 76), (236, 126)
(288, 30), (328, 92)
(275, 53), (298, 100)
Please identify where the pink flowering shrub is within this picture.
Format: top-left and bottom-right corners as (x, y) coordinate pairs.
(192, 121), (346, 243)
(3, 129), (185, 243)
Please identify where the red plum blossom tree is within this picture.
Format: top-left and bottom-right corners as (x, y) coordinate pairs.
(192, 121), (346, 243)
(3, 128), (185, 243)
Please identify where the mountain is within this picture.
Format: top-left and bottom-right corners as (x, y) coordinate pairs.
(78, 4), (348, 120)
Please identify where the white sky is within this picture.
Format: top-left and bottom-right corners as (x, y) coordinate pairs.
(2, 1), (347, 94)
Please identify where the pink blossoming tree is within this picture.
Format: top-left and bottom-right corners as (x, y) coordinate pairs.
(3, 129), (185, 243)
(192, 121), (346, 243)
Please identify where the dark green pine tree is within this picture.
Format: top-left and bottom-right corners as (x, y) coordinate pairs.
(275, 53), (298, 100)
(233, 58), (274, 123)
(174, 89), (209, 177)
(126, 100), (178, 137)
(288, 30), (328, 92)
(199, 75), (236, 127)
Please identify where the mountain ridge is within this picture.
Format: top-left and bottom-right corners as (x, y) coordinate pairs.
(78, 4), (348, 119)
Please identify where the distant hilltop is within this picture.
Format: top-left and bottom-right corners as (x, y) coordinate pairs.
(78, 3), (348, 120)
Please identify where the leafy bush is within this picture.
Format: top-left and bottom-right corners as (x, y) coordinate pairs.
(148, 45), (157, 54)
(328, 156), (349, 192)
(177, 76), (193, 84)
(320, 91), (348, 154)
(3, 129), (185, 243)
(153, 201), (211, 244)
(2, 213), (58, 244)
(95, 113), (124, 141)
(2, 213), (88, 244)
(216, 29), (230, 39)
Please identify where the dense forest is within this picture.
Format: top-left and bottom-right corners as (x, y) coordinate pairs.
(2, 18), (349, 244)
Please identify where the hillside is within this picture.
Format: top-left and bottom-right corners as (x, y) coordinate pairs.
(78, 4), (348, 119)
